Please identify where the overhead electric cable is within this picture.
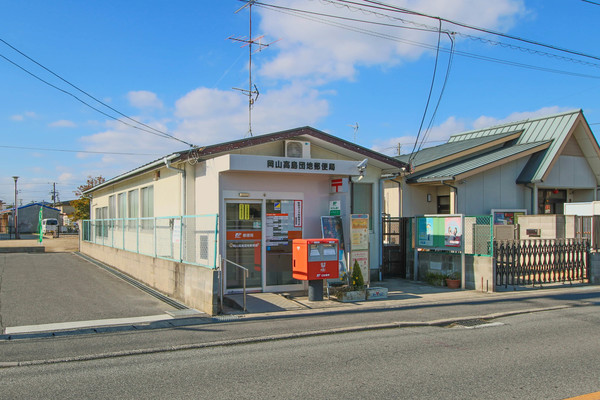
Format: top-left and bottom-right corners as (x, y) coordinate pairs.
(254, 1), (600, 78)
(355, 0), (600, 62)
(0, 144), (162, 156)
(0, 37), (196, 148)
(417, 32), (455, 155)
(408, 19), (443, 165)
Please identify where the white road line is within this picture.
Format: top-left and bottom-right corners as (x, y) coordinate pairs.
(4, 314), (174, 335)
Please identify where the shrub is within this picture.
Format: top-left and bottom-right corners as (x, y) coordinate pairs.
(350, 260), (365, 289)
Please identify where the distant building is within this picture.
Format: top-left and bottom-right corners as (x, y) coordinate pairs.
(0, 203), (61, 234)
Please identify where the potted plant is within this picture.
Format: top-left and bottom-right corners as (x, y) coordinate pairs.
(332, 260), (366, 302)
(445, 271), (461, 289)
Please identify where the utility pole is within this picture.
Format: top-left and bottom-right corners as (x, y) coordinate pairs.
(229, 0), (277, 137)
(51, 182), (59, 207)
(13, 176), (19, 239)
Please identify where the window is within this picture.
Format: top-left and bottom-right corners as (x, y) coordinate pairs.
(437, 196), (450, 214)
(108, 195), (116, 219)
(352, 183), (373, 230)
(117, 193), (126, 219)
(140, 186), (154, 229)
(128, 189), (139, 229)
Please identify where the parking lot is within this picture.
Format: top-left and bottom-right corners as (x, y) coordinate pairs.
(0, 239), (179, 333)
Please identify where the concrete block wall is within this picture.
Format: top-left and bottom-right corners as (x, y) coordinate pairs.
(80, 241), (219, 315)
(416, 252), (494, 292)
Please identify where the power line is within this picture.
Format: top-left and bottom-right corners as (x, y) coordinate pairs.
(0, 144), (162, 156)
(0, 38), (196, 148)
(355, 0), (600, 62)
(253, 1), (600, 79)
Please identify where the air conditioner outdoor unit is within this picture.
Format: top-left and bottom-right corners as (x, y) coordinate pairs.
(285, 140), (311, 158)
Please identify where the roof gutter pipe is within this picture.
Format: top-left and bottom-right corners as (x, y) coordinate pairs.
(164, 158), (186, 216)
(524, 183), (538, 215)
(442, 181), (458, 214)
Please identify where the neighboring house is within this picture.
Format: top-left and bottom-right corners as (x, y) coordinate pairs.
(54, 200), (76, 226)
(82, 127), (407, 314)
(384, 109), (600, 218)
(0, 203), (61, 234)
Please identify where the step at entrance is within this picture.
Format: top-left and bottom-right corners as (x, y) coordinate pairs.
(224, 293), (306, 313)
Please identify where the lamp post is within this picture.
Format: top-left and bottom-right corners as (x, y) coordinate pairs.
(13, 176), (19, 239)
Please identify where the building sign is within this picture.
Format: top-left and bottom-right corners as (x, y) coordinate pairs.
(329, 200), (341, 216)
(330, 178), (347, 193)
(294, 200), (303, 227)
(226, 231), (262, 241)
(226, 154), (363, 176)
(267, 159), (335, 171)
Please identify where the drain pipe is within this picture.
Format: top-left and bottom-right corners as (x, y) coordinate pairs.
(164, 158), (186, 216)
(524, 183), (538, 215)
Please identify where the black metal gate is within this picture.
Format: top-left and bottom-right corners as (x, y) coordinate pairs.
(382, 217), (410, 279)
(493, 239), (590, 287)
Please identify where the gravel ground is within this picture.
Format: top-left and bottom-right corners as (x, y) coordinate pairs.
(0, 235), (79, 252)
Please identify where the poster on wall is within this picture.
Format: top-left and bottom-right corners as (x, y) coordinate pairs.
(418, 217), (433, 246)
(444, 217), (462, 247)
(321, 216), (345, 251)
(493, 210), (526, 225)
(350, 250), (369, 285)
(350, 214), (369, 251)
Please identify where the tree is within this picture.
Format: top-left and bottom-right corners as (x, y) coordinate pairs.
(72, 175), (105, 221)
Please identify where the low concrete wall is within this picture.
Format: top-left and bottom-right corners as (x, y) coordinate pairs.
(80, 241), (219, 315)
(416, 251), (495, 292)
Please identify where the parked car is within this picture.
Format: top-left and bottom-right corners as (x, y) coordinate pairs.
(42, 218), (59, 236)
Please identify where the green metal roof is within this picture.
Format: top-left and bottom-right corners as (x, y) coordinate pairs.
(408, 141), (551, 183)
(447, 109), (581, 183)
(396, 131), (518, 167)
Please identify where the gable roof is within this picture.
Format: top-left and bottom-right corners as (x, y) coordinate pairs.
(0, 202), (60, 215)
(86, 126), (408, 193)
(408, 141), (551, 183)
(402, 109), (600, 185)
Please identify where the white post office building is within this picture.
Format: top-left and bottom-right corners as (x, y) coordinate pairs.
(82, 127), (407, 315)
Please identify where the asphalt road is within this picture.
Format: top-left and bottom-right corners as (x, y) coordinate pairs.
(1, 306), (598, 399)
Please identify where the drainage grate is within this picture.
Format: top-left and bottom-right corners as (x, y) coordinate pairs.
(447, 319), (491, 328)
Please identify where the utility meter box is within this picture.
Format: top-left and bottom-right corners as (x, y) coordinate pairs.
(292, 239), (339, 281)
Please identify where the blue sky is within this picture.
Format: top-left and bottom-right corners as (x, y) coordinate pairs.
(1, 0), (599, 204)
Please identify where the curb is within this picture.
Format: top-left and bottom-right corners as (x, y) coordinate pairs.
(0, 304), (573, 369)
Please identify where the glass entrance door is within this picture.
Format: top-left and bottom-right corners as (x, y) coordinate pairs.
(225, 202), (262, 290)
(265, 200), (302, 289)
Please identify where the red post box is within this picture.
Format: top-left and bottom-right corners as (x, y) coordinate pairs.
(292, 239), (339, 280)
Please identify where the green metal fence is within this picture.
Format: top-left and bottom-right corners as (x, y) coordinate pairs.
(82, 214), (219, 268)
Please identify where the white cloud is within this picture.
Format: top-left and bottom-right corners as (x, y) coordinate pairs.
(49, 119), (77, 128)
(372, 116), (466, 155)
(11, 111), (37, 121)
(257, 0), (526, 82)
(472, 106), (573, 129)
(173, 84), (330, 144)
(373, 106), (571, 156)
(127, 90), (164, 109)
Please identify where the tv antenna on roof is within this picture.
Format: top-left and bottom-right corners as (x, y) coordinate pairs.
(229, 0), (279, 137)
(348, 122), (359, 142)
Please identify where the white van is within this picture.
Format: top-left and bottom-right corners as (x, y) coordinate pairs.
(42, 218), (59, 235)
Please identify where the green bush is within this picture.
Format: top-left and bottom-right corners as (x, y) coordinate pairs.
(425, 271), (446, 286)
(350, 260), (365, 289)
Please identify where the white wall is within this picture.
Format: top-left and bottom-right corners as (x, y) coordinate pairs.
(544, 155), (597, 188)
